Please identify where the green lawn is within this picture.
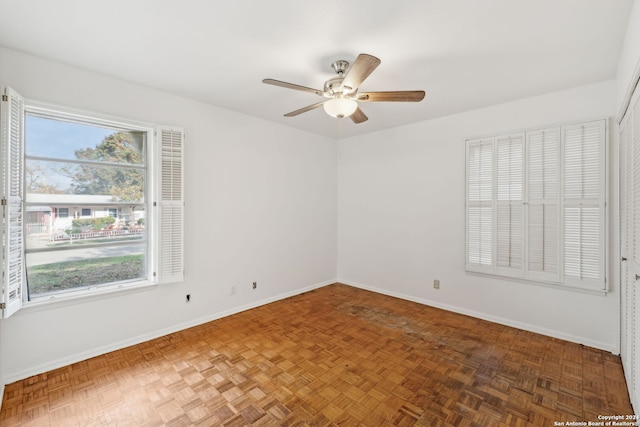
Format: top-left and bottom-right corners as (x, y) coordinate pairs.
(27, 254), (144, 295)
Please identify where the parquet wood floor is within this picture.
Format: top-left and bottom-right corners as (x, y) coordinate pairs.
(0, 284), (633, 426)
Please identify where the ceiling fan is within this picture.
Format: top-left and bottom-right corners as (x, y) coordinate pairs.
(262, 53), (425, 124)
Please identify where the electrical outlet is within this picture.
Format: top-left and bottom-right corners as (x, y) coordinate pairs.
(252, 281), (257, 289)
(433, 279), (440, 289)
(230, 285), (237, 296)
(186, 294), (191, 302)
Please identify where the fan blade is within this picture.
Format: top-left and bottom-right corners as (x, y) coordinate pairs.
(341, 54), (381, 92)
(284, 101), (325, 117)
(350, 107), (368, 124)
(263, 79), (325, 96)
(357, 91), (426, 102)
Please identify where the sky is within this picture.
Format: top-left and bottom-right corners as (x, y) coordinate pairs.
(24, 114), (144, 195)
(25, 114), (116, 160)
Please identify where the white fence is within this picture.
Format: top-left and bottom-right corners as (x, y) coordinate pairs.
(51, 228), (144, 242)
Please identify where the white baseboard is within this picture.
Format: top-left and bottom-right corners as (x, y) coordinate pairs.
(338, 279), (615, 353)
(0, 380), (4, 413)
(3, 280), (334, 385)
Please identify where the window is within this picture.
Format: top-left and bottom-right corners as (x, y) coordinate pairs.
(465, 119), (607, 291)
(1, 87), (184, 317)
(24, 112), (147, 299)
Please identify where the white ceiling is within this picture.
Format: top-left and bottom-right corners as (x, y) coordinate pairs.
(0, 0), (634, 139)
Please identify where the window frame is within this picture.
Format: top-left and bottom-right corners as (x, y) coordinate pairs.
(23, 101), (156, 302)
(57, 207), (69, 218)
(465, 118), (608, 293)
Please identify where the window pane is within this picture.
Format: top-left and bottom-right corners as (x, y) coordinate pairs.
(26, 114), (144, 165)
(26, 205), (145, 245)
(26, 243), (146, 297)
(26, 159), (144, 202)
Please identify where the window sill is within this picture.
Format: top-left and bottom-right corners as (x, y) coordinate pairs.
(465, 269), (608, 296)
(19, 281), (158, 314)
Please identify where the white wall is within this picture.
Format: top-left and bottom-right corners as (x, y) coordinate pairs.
(337, 80), (619, 352)
(0, 47), (338, 382)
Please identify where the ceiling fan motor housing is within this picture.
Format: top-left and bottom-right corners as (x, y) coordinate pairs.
(331, 60), (349, 75)
(325, 60), (354, 95)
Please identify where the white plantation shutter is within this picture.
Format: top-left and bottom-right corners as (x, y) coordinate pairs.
(620, 83), (640, 411)
(562, 121), (606, 289)
(634, 93), (640, 274)
(158, 127), (184, 283)
(620, 115), (632, 393)
(496, 134), (524, 276)
(526, 128), (560, 282)
(1, 87), (24, 317)
(465, 119), (606, 291)
(632, 83), (640, 415)
(467, 206), (492, 266)
(466, 139), (493, 272)
(629, 89), (640, 409)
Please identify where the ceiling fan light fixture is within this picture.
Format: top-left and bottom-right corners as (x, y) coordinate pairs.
(323, 97), (358, 118)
